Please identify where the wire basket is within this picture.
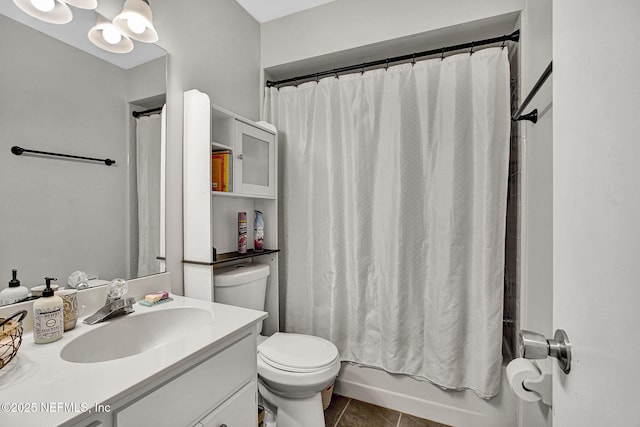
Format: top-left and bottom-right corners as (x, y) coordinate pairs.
(258, 404), (265, 426)
(0, 310), (27, 370)
(321, 382), (334, 410)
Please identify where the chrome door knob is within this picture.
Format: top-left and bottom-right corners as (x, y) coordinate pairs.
(519, 330), (549, 359)
(519, 329), (572, 374)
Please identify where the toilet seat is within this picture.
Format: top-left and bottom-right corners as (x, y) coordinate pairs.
(257, 332), (341, 415)
(258, 333), (339, 373)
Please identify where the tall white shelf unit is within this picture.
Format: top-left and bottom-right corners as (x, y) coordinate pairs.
(183, 89), (279, 334)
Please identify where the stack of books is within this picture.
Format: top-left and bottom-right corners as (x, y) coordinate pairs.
(211, 150), (232, 192)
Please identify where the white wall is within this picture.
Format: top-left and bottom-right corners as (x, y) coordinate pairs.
(126, 56), (167, 104)
(0, 15), (128, 287)
(517, 0), (553, 426)
(151, 0), (262, 294)
(261, 0), (524, 70)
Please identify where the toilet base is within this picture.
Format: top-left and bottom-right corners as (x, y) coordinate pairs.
(258, 381), (325, 427)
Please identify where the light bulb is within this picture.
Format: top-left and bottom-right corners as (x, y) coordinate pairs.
(31, 0), (55, 12)
(102, 26), (122, 45)
(127, 16), (146, 34)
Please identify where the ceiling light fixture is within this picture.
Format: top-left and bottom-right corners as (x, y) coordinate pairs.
(12, 0), (72, 24)
(31, 0), (55, 12)
(113, 0), (158, 43)
(88, 14), (134, 54)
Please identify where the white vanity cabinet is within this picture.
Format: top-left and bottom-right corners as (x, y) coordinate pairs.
(197, 381), (257, 427)
(0, 293), (266, 427)
(68, 329), (260, 427)
(115, 332), (257, 427)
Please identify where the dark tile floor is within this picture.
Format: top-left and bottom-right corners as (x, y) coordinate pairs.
(324, 395), (453, 427)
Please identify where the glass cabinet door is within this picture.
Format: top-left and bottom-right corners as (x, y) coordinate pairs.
(234, 121), (276, 197)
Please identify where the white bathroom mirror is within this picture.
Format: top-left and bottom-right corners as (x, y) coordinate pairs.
(0, 3), (168, 305)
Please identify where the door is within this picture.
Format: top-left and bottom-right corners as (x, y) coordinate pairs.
(234, 121), (276, 197)
(553, 1), (640, 425)
(198, 381), (257, 427)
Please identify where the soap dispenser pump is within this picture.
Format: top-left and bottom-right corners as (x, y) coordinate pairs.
(0, 269), (29, 305)
(33, 277), (63, 344)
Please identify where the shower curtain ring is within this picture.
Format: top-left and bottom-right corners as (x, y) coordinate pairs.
(385, 59), (389, 71)
(470, 42), (475, 55)
(411, 54), (416, 67)
(361, 63), (366, 75)
(501, 39), (506, 50)
(440, 48), (445, 61)
(334, 72), (339, 80)
(315, 74), (320, 84)
(295, 79), (299, 87)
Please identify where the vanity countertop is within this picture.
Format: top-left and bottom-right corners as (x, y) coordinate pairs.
(0, 295), (267, 427)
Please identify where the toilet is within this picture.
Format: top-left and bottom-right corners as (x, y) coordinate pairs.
(214, 263), (340, 427)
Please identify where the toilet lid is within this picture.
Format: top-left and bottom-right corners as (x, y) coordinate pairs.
(258, 333), (339, 373)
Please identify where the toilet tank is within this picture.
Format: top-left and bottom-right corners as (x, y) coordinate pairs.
(214, 263), (270, 312)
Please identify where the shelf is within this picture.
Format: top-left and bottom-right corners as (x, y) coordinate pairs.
(212, 141), (232, 151)
(211, 191), (275, 200)
(213, 249), (280, 265)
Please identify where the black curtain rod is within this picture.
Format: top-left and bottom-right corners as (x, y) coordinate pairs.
(11, 146), (115, 166)
(511, 61), (552, 124)
(266, 29), (520, 88)
(132, 106), (163, 118)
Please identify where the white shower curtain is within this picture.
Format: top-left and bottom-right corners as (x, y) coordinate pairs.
(264, 47), (510, 398)
(135, 112), (163, 277)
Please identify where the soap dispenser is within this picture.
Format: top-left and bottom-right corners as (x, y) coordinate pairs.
(0, 269), (29, 305)
(33, 277), (63, 344)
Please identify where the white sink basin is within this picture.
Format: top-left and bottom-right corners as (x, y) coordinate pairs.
(60, 307), (214, 363)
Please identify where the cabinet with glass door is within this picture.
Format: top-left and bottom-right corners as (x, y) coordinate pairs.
(183, 89), (280, 335)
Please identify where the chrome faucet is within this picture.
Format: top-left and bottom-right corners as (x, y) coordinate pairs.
(83, 279), (136, 325)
